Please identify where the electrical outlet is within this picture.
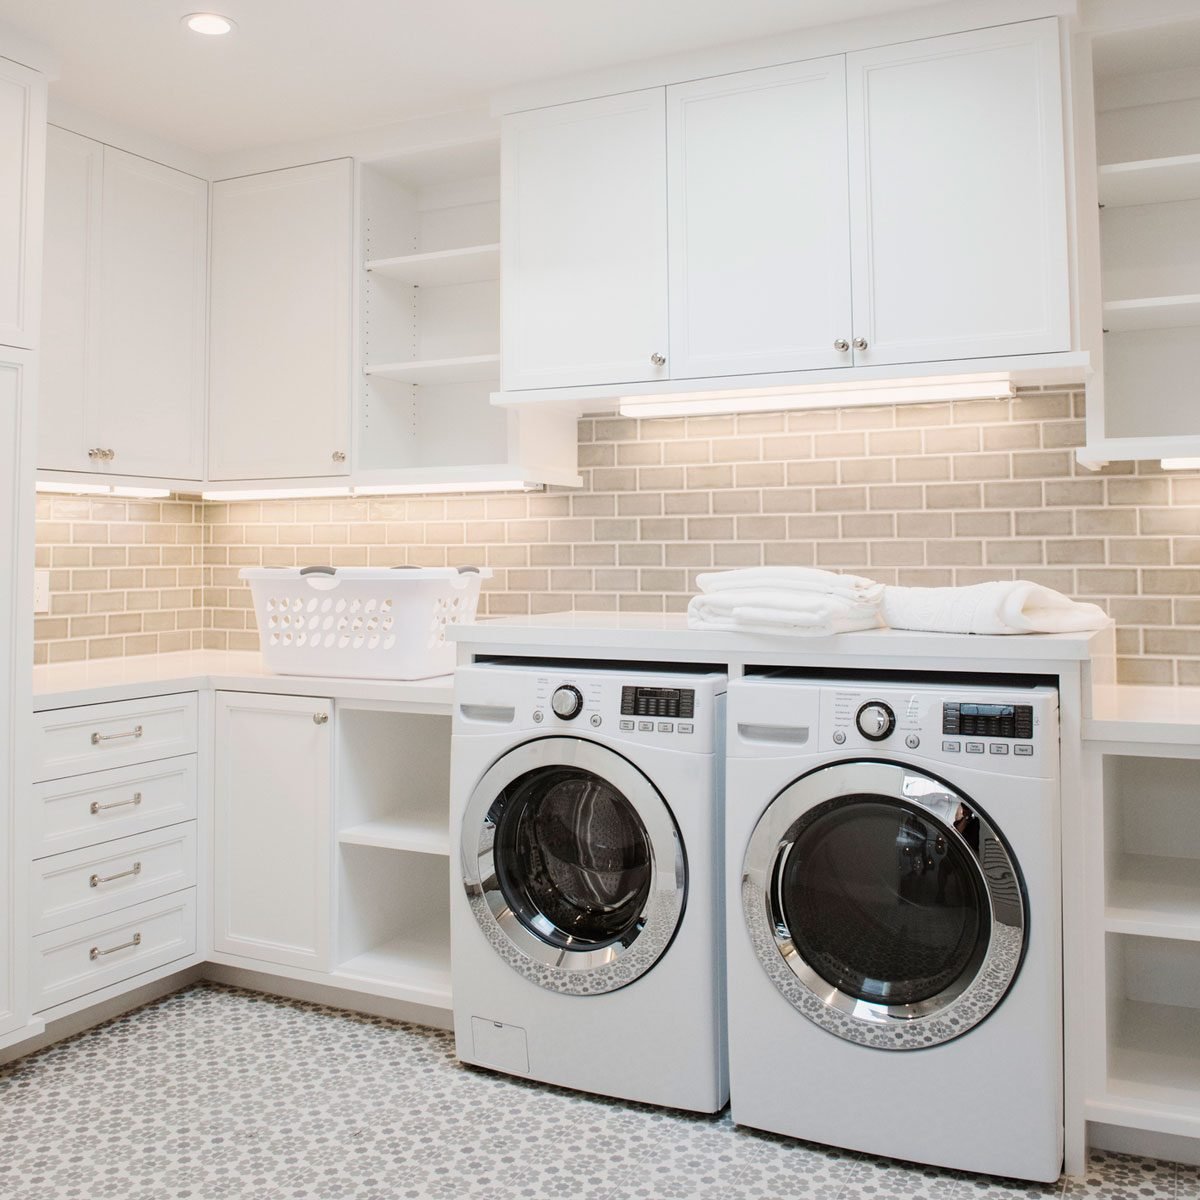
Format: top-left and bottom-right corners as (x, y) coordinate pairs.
(33, 569), (50, 615)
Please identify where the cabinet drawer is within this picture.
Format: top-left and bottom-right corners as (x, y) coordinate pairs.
(34, 693), (198, 781)
(32, 890), (197, 1013)
(31, 755), (197, 859)
(32, 824), (197, 936)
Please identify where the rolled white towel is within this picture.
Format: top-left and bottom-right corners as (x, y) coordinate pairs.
(695, 567), (884, 604)
(880, 581), (1109, 636)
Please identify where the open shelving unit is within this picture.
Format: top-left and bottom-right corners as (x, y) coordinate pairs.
(356, 138), (579, 490)
(332, 705), (454, 1009)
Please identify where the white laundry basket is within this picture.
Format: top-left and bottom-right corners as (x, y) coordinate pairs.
(242, 566), (490, 680)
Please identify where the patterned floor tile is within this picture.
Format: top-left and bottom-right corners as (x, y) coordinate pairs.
(1178, 1164), (1200, 1200)
(1061, 1151), (1176, 1199)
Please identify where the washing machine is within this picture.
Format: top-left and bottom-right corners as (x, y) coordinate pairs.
(726, 674), (1062, 1182)
(450, 661), (728, 1112)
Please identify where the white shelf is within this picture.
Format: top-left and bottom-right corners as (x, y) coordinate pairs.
(1107, 854), (1200, 939)
(338, 816), (449, 857)
(334, 932), (452, 1008)
(1103, 294), (1200, 332)
(364, 355), (501, 385)
(1100, 154), (1200, 208)
(1107, 999), (1200, 1127)
(366, 243), (500, 287)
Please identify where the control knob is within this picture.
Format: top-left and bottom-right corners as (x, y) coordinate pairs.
(551, 685), (584, 721)
(856, 701), (896, 742)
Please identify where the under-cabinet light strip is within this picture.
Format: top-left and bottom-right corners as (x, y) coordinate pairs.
(199, 481), (540, 500)
(36, 482), (173, 498)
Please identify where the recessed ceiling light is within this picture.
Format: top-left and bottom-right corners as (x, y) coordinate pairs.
(183, 12), (236, 36)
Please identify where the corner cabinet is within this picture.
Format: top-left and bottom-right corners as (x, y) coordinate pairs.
(39, 129), (208, 480)
(208, 160), (353, 482)
(213, 692), (333, 972)
(0, 59), (45, 351)
(497, 16), (1075, 402)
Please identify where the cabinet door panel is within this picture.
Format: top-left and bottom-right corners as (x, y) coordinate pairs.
(94, 149), (207, 480)
(847, 18), (1070, 365)
(213, 693), (331, 971)
(0, 59), (44, 350)
(209, 160), (352, 480)
(39, 127), (101, 473)
(667, 57), (852, 378)
(502, 89), (668, 390)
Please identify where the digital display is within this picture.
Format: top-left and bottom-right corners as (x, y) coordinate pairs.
(943, 702), (1033, 740)
(621, 686), (695, 719)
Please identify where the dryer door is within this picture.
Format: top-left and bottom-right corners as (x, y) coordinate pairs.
(462, 737), (686, 995)
(743, 759), (1025, 1049)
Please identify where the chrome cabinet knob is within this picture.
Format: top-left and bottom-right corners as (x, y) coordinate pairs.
(650, 353), (666, 367)
(853, 337), (868, 351)
(834, 339), (850, 352)
(88, 448), (115, 461)
(331, 450), (346, 463)
(313, 712), (329, 725)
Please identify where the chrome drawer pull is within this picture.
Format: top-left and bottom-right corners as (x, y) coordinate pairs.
(89, 932), (141, 961)
(89, 862), (141, 888)
(91, 724), (143, 745)
(90, 792), (142, 815)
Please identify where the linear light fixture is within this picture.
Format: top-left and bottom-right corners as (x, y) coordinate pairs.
(1161, 458), (1200, 471)
(199, 487), (354, 501)
(36, 482), (172, 498)
(618, 374), (1016, 419)
(352, 481), (541, 496)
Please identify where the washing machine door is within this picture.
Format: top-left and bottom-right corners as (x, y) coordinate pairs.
(743, 759), (1025, 1049)
(462, 737), (686, 995)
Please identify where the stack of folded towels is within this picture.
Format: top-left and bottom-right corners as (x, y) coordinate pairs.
(686, 567), (1110, 637)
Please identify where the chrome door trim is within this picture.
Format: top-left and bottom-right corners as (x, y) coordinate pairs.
(742, 759), (1025, 1050)
(462, 737), (686, 996)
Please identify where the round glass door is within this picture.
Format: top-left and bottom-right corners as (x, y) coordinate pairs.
(462, 738), (686, 995)
(742, 760), (1025, 1049)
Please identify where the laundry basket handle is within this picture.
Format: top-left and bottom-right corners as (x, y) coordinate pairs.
(299, 566), (337, 576)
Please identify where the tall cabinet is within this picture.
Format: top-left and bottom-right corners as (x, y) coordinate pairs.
(0, 50), (45, 1048)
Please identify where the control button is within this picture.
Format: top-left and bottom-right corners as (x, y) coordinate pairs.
(589, 714), (602, 728)
(619, 720), (634, 731)
(832, 729), (847, 745)
(658, 722), (673, 733)
(965, 742), (985, 754)
(942, 740), (961, 753)
(1015, 744), (1034, 756)
(532, 710), (544, 723)
(905, 734), (920, 749)
(551, 685), (584, 721)
(856, 701), (896, 742)
(989, 743), (1009, 755)
(638, 721), (653, 732)
(678, 723), (694, 734)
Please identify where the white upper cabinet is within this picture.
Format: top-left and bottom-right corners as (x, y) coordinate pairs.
(0, 58), (45, 351)
(666, 57), (852, 378)
(93, 149), (207, 479)
(209, 159), (353, 481)
(501, 89), (668, 391)
(845, 19), (1070, 366)
(39, 132), (208, 480)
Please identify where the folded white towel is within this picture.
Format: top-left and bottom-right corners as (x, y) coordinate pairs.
(687, 586), (884, 637)
(696, 567), (884, 603)
(880, 581), (1109, 636)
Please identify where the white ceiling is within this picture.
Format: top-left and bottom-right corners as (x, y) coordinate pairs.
(1, 0), (942, 156)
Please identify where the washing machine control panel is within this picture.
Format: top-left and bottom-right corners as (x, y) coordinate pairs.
(941, 701), (1033, 740)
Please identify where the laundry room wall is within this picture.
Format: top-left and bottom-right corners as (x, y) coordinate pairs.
(33, 387), (1200, 684)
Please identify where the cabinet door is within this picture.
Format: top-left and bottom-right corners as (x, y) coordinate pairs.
(667, 57), (853, 378)
(502, 89), (668, 390)
(93, 148), (208, 480)
(214, 692), (332, 971)
(39, 127), (101, 473)
(0, 352), (36, 1042)
(846, 18), (1070, 365)
(209, 160), (352, 480)
(0, 59), (45, 351)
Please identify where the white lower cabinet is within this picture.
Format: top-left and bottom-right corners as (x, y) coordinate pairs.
(213, 691), (332, 971)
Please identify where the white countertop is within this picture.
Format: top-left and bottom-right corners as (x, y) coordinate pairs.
(450, 611), (1109, 663)
(32, 650), (455, 713)
(1086, 685), (1200, 747)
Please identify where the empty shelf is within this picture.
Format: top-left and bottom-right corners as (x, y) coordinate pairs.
(334, 933), (452, 1008)
(364, 355), (501, 384)
(1100, 154), (1200, 208)
(1108, 999), (1200, 1120)
(366, 243), (500, 287)
(338, 817), (449, 857)
(1103, 295), (1200, 332)
(1107, 854), (1200, 940)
